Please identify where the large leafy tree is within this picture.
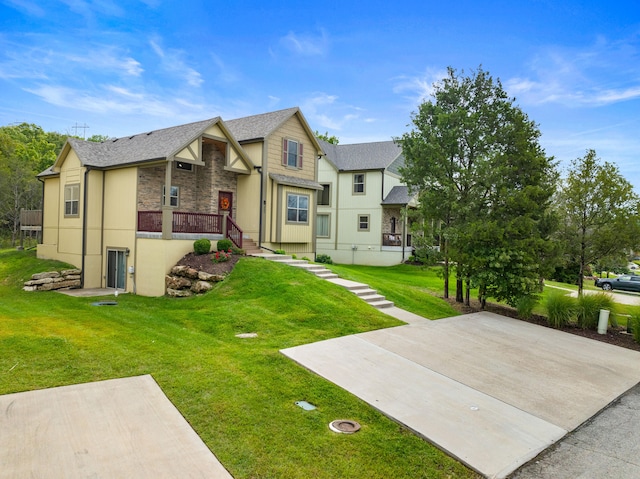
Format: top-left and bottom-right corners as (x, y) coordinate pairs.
(556, 149), (640, 295)
(0, 123), (67, 245)
(399, 66), (557, 307)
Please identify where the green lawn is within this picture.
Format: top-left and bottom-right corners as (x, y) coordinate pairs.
(0, 249), (477, 479)
(325, 263), (460, 319)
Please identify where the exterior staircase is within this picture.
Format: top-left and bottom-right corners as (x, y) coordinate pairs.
(253, 253), (394, 310)
(241, 238), (263, 255)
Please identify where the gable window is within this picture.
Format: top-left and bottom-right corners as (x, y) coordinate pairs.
(162, 185), (179, 207)
(317, 213), (330, 237)
(287, 193), (309, 223)
(175, 161), (193, 172)
(64, 184), (80, 216)
(353, 173), (365, 194)
(358, 214), (370, 231)
(282, 138), (303, 168)
(318, 184), (330, 205)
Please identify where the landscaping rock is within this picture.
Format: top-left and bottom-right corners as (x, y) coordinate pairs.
(191, 281), (213, 293)
(31, 271), (60, 280)
(197, 271), (224, 282)
(24, 270), (82, 292)
(166, 288), (193, 298)
(165, 275), (192, 290)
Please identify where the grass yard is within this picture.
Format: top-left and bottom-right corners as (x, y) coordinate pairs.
(325, 263), (461, 319)
(0, 249), (477, 479)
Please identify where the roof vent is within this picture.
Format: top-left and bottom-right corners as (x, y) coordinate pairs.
(147, 131), (153, 136)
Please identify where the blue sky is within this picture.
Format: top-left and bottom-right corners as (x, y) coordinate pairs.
(1, 0), (639, 185)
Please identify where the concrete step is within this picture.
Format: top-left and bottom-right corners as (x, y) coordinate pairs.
(315, 272), (339, 279)
(369, 299), (395, 309)
(352, 288), (378, 296)
(358, 293), (387, 303)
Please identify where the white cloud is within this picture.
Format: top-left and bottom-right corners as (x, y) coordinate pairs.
(392, 68), (449, 106)
(278, 29), (329, 56)
(149, 36), (203, 87)
(300, 93), (364, 132)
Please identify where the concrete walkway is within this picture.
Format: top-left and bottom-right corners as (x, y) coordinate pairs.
(282, 312), (640, 478)
(0, 375), (232, 479)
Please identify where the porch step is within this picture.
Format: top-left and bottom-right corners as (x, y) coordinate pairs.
(242, 238), (263, 255)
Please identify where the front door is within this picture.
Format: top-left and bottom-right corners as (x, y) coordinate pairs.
(106, 249), (126, 290)
(219, 191), (233, 217)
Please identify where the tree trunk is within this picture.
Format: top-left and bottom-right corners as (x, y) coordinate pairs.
(443, 257), (449, 299)
(464, 278), (470, 306)
(456, 277), (463, 303)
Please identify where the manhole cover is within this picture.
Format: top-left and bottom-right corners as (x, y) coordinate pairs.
(329, 419), (361, 434)
(91, 301), (118, 306)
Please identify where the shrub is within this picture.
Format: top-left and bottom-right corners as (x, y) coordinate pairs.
(193, 238), (211, 255)
(212, 250), (231, 263)
(516, 295), (538, 320)
(631, 310), (640, 343)
(291, 254), (297, 259)
(301, 256), (311, 261)
(231, 246), (245, 255)
(576, 293), (615, 330)
(316, 254), (333, 264)
(216, 239), (233, 252)
(274, 249), (286, 255)
(544, 291), (577, 329)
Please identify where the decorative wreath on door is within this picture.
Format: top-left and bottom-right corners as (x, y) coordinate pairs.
(220, 197), (230, 210)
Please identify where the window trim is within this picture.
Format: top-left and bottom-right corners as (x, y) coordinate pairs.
(162, 185), (179, 207)
(353, 173), (365, 195)
(318, 183), (331, 206)
(175, 161), (194, 172)
(282, 138), (303, 169)
(358, 214), (370, 232)
(64, 184), (80, 217)
(286, 193), (310, 224)
(316, 213), (330, 238)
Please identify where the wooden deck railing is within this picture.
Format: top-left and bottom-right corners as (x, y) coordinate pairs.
(226, 215), (243, 249)
(382, 233), (411, 247)
(137, 211), (244, 246)
(138, 211), (223, 234)
(20, 209), (42, 230)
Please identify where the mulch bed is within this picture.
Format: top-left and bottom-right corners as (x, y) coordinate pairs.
(446, 297), (640, 352)
(175, 252), (240, 276)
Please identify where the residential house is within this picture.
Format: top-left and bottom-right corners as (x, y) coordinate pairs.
(37, 107), (324, 296)
(316, 139), (416, 266)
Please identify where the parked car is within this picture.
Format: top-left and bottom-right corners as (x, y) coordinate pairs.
(595, 275), (640, 292)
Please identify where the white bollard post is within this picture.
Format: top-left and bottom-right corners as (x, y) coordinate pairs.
(598, 309), (610, 334)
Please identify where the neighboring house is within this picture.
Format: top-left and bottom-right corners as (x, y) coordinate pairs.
(37, 107), (324, 296)
(316, 139), (416, 266)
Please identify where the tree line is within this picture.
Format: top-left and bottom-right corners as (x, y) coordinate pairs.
(0, 124), (106, 247)
(400, 66), (640, 305)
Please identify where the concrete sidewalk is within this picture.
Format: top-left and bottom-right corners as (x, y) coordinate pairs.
(0, 375), (232, 479)
(281, 312), (640, 478)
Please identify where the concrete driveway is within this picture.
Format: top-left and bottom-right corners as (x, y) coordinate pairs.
(281, 312), (640, 478)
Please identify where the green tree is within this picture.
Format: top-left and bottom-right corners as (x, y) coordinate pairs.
(315, 130), (339, 145)
(399, 66), (557, 307)
(556, 149), (640, 295)
(0, 123), (68, 245)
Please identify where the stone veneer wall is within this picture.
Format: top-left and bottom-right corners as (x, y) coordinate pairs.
(137, 143), (238, 216)
(381, 207), (402, 235)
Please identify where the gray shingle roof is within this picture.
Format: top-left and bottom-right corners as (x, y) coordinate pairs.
(382, 185), (413, 205)
(318, 139), (404, 172)
(61, 118), (220, 169)
(225, 107), (300, 142)
(269, 173), (324, 191)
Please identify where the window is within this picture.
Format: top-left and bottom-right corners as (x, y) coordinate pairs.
(175, 161), (193, 172)
(64, 184), (79, 216)
(318, 184), (330, 205)
(282, 138), (303, 168)
(162, 185), (179, 207)
(317, 214), (330, 237)
(287, 193), (309, 223)
(358, 215), (370, 231)
(353, 173), (365, 194)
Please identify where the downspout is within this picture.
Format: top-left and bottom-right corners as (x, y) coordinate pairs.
(100, 171), (105, 287)
(81, 167), (91, 288)
(255, 165), (263, 246)
(37, 176), (44, 245)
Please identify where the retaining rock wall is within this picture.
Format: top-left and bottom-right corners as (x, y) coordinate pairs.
(166, 265), (225, 297)
(23, 269), (82, 292)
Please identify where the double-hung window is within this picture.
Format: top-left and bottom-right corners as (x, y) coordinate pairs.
(353, 173), (365, 194)
(64, 184), (80, 216)
(358, 214), (370, 231)
(287, 193), (309, 223)
(318, 184), (330, 205)
(283, 138), (303, 168)
(162, 185), (179, 207)
(317, 213), (330, 237)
